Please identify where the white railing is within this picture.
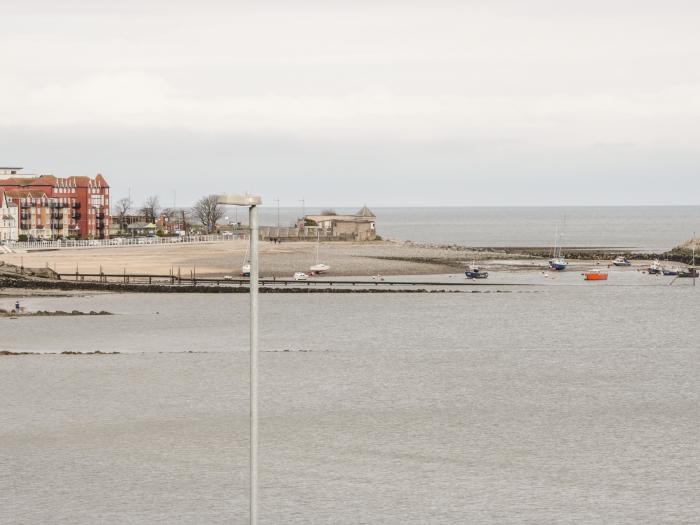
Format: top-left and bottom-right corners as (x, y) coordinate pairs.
(8, 233), (249, 250)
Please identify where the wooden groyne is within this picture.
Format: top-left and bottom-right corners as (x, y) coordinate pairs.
(0, 278), (510, 294)
(56, 272), (525, 288)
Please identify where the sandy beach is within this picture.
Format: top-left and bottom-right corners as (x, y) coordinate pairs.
(1, 240), (482, 278)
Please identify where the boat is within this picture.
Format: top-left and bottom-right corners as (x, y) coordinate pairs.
(293, 272), (309, 281)
(584, 268), (608, 281)
(465, 264), (488, 279)
(240, 244), (251, 276)
(548, 225), (567, 271)
(662, 267), (680, 276)
(612, 256), (631, 267)
(648, 260), (662, 274)
(549, 256), (567, 271)
(310, 263), (330, 274)
(678, 238), (697, 279)
(309, 231), (330, 274)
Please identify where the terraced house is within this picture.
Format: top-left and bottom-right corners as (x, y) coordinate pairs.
(0, 167), (110, 240)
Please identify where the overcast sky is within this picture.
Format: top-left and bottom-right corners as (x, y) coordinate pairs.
(1, 0), (699, 207)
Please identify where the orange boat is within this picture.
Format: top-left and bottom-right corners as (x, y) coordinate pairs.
(584, 268), (608, 281)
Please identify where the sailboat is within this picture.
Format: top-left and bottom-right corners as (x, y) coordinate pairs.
(465, 261), (488, 279)
(240, 243), (251, 277)
(648, 259), (662, 274)
(548, 225), (567, 271)
(309, 231), (330, 274)
(678, 235), (698, 278)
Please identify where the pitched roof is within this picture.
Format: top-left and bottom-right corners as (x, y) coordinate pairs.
(4, 188), (49, 199)
(2, 175), (56, 185)
(0, 174), (107, 187)
(356, 206), (375, 218)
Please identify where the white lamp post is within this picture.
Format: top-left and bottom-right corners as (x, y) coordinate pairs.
(217, 193), (263, 525)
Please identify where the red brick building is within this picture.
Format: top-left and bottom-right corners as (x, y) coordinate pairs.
(0, 167), (110, 240)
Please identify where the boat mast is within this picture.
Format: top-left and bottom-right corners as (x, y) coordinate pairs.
(561, 214), (567, 257)
(316, 229), (320, 264)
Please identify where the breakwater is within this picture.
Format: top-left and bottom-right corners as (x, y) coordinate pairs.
(0, 278), (471, 294)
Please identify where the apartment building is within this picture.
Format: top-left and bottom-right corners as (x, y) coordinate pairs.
(0, 167), (110, 240)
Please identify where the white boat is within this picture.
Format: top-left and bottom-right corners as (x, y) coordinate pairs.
(293, 272), (308, 281)
(309, 263), (330, 274)
(612, 256), (631, 266)
(309, 231), (330, 274)
(648, 260), (662, 274)
(240, 244), (251, 276)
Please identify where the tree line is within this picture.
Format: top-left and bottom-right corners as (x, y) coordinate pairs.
(113, 195), (226, 234)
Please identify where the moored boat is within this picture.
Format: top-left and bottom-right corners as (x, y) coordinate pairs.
(310, 231), (330, 274)
(465, 264), (488, 279)
(240, 243), (251, 276)
(678, 267), (698, 278)
(662, 266), (680, 276)
(549, 256), (567, 271)
(678, 238), (697, 278)
(310, 263), (330, 274)
(648, 260), (662, 274)
(584, 268), (608, 281)
(548, 225), (567, 271)
(612, 256), (631, 267)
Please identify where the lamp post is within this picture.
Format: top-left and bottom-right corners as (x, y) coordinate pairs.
(217, 193), (263, 525)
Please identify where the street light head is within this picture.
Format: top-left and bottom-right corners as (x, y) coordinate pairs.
(217, 193), (262, 206)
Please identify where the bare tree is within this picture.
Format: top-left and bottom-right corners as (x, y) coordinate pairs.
(320, 208), (337, 216)
(113, 197), (132, 233)
(160, 207), (178, 222)
(140, 195), (160, 223)
(192, 195), (225, 233)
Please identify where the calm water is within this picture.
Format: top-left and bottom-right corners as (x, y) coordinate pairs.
(2, 284), (699, 524)
(253, 206), (700, 251)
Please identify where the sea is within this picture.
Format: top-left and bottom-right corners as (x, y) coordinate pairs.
(252, 205), (700, 252)
(2, 280), (699, 524)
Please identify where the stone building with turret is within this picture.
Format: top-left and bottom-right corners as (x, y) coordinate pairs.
(302, 206), (377, 241)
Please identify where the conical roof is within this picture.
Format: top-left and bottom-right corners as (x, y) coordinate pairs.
(355, 205), (375, 218)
